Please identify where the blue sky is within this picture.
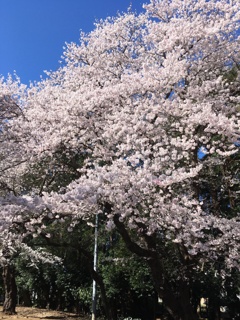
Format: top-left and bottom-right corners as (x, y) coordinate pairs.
(0, 0), (145, 85)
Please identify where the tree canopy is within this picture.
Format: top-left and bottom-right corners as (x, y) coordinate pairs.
(0, 0), (239, 319)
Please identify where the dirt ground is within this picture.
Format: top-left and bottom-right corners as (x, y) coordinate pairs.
(0, 307), (89, 320)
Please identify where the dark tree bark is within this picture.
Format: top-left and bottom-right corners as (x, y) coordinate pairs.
(20, 289), (32, 307)
(208, 297), (221, 320)
(2, 264), (17, 314)
(113, 214), (199, 320)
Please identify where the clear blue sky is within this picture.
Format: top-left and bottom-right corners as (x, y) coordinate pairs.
(0, 0), (146, 85)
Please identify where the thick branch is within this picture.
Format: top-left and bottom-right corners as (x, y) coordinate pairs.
(113, 214), (155, 258)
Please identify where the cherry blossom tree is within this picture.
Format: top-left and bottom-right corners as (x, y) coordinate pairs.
(0, 77), (65, 313)
(0, 0), (240, 319)
(0, 76), (27, 313)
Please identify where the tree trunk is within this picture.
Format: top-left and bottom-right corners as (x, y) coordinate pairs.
(162, 282), (199, 320)
(113, 215), (199, 320)
(147, 257), (199, 320)
(208, 297), (221, 320)
(20, 289), (32, 307)
(2, 264), (17, 314)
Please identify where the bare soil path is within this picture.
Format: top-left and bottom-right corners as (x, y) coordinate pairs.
(0, 307), (89, 320)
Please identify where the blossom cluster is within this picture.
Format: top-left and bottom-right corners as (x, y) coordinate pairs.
(0, 0), (239, 270)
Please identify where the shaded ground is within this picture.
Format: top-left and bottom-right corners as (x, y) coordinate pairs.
(0, 307), (89, 320)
